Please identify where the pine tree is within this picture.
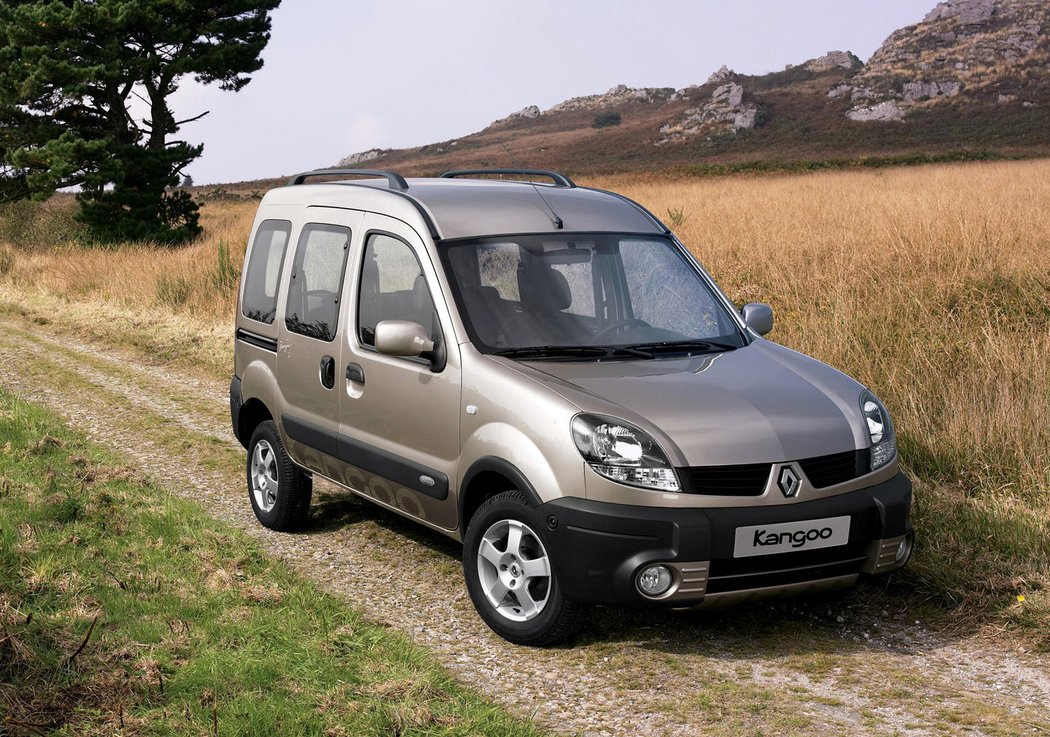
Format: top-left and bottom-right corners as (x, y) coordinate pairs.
(0, 0), (280, 244)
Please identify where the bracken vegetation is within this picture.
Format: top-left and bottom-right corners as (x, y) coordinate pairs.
(0, 159), (1047, 643)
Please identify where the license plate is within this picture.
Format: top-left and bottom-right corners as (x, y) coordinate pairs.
(733, 516), (851, 558)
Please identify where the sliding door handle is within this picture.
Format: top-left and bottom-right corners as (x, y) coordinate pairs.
(319, 356), (335, 389)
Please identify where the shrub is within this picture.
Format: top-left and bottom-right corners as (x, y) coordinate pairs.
(592, 112), (622, 129)
(0, 246), (13, 277)
(156, 274), (194, 307)
(211, 240), (240, 292)
(666, 207), (689, 228)
(0, 199), (84, 250)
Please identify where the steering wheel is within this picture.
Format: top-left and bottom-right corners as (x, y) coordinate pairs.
(591, 318), (650, 343)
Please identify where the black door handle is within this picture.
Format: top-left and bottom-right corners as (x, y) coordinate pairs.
(345, 363), (365, 384)
(320, 356), (335, 389)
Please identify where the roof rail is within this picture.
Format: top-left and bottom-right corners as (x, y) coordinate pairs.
(287, 168), (409, 191)
(440, 169), (576, 188)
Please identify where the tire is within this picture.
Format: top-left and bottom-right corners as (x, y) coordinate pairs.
(246, 420), (312, 531)
(463, 490), (584, 646)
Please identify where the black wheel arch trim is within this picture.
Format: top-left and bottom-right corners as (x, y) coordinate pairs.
(229, 376), (244, 445)
(281, 413), (448, 500)
(459, 456), (543, 528)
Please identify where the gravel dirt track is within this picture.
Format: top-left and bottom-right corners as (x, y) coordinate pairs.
(1, 315), (1047, 737)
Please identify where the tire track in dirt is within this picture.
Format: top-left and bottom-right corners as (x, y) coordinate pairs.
(2, 317), (1048, 737)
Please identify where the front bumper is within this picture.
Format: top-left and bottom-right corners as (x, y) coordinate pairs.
(537, 471), (913, 607)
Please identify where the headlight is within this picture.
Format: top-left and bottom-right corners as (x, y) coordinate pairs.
(861, 391), (896, 471)
(571, 414), (680, 492)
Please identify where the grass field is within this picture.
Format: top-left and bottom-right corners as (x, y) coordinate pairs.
(0, 159), (1048, 644)
(0, 389), (545, 735)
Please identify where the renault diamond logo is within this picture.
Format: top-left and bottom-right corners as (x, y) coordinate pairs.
(778, 466), (801, 498)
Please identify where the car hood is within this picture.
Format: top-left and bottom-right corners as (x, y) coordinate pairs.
(516, 340), (869, 467)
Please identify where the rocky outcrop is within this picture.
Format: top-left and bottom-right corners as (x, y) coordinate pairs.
(902, 80), (962, 101)
(337, 148), (383, 167)
(846, 100), (906, 122)
(491, 105), (541, 126)
(841, 0), (1048, 121)
(803, 50), (863, 72)
(484, 86), (675, 129)
(705, 65), (735, 85)
(545, 84), (675, 114)
(925, 0), (996, 24)
(658, 82), (758, 143)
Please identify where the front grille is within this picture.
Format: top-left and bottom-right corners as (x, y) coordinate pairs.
(682, 449), (870, 496)
(797, 450), (868, 488)
(684, 463), (772, 496)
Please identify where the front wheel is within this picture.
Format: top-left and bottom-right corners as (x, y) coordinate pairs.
(463, 491), (584, 646)
(247, 420), (312, 531)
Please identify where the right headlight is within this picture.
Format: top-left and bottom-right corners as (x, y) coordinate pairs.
(571, 414), (680, 492)
(860, 390), (896, 471)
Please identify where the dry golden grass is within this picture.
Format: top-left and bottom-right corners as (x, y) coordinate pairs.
(1, 160), (1048, 638)
(4, 199), (254, 318)
(0, 199), (256, 374)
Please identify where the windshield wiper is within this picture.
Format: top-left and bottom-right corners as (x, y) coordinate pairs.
(602, 346), (658, 359)
(492, 345), (611, 360)
(625, 339), (739, 355)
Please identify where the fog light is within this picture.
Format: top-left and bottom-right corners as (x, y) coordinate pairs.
(895, 535), (913, 564)
(637, 564), (673, 597)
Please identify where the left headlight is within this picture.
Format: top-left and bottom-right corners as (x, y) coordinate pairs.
(860, 391), (896, 471)
(571, 414), (680, 492)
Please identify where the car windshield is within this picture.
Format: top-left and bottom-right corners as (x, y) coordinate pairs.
(439, 233), (747, 358)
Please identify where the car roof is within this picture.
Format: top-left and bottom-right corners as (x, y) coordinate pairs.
(261, 173), (669, 241)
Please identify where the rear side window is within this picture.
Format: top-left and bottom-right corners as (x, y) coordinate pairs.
(357, 233), (439, 348)
(284, 224), (352, 342)
(241, 220), (291, 324)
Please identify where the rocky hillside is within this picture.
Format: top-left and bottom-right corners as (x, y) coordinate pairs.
(335, 0), (1049, 176)
(843, 0), (1049, 121)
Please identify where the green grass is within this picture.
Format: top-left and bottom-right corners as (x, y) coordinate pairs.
(676, 149), (1020, 178)
(0, 389), (545, 736)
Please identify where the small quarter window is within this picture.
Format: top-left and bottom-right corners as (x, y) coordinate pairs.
(241, 220), (291, 324)
(284, 224), (352, 342)
(358, 233), (439, 348)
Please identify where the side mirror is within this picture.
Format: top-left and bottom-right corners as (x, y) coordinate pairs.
(375, 320), (435, 357)
(741, 303), (774, 336)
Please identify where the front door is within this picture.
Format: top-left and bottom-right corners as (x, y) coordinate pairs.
(338, 212), (462, 531)
(276, 207), (363, 480)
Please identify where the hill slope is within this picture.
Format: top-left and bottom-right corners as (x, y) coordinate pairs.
(336, 0), (1049, 176)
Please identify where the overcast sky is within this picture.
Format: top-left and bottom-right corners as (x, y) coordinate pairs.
(172, 0), (937, 185)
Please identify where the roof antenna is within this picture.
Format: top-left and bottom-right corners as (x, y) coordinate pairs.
(501, 141), (563, 229)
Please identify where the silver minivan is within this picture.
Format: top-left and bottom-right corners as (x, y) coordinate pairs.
(230, 168), (913, 645)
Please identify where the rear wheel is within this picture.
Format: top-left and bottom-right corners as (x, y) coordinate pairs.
(247, 420), (312, 531)
(463, 491), (583, 646)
